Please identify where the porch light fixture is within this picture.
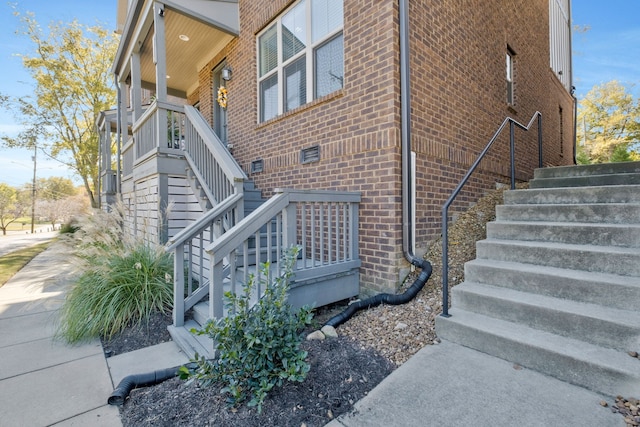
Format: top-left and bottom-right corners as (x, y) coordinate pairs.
(179, 34), (190, 42)
(221, 66), (232, 81)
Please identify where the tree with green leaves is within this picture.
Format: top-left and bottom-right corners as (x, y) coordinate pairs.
(0, 183), (28, 235)
(576, 81), (640, 164)
(1, 8), (119, 208)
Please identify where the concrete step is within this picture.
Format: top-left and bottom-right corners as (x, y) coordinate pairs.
(167, 320), (216, 360)
(504, 185), (640, 205)
(452, 281), (640, 350)
(529, 173), (640, 188)
(464, 259), (640, 311)
(476, 239), (640, 276)
(496, 203), (640, 224)
(534, 161), (640, 179)
(486, 221), (640, 247)
(435, 309), (640, 397)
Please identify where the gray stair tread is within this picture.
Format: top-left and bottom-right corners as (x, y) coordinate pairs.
(505, 185), (640, 204)
(466, 258), (640, 288)
(464, 259), (640, 311)
(487, 221), (640, 247)
(438, 309), (640, 375)
(497, 202), (640, 209)
(496, 203), (640, 224)
(530, 173), (640, 188)
(454, 281), (640, 333)
(490, 220), (640, 229)
(478, 238), (640, 257)
(534, 162), (640, 178)
(501, 202), (640, 208)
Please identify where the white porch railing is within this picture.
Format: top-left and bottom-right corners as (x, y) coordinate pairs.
(166, 193), (244, 327)
(132, 100), (185, 161)
(182, 105), (246, 204)
(165, 105), (248, 327)
(164, 106), (360, 329)
(206, 189), (361, 322)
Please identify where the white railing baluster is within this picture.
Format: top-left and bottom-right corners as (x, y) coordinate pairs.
(187, 241), (193, 294)
(343, 204), (348, 261)
(267, 219), (273, 285)
(276, 211), (282, 277)
(242, 240), (249, 295)
(335, 203), (340, 262)
(198, 232), (204, 287)
(319, 203), (325, 265)
(311, 204), (316, 267)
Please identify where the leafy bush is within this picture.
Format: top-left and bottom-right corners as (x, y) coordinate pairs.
(57, 205), (173, 343)
(182, 246), (313, 413)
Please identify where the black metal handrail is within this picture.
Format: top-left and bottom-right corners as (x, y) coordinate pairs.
(440, 111), (542, 317)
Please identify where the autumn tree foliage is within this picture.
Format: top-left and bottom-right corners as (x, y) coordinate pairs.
(577, 81), (640, 164)
(1, 9), (119, 207)
(34, 177), (87, 228)
(0, 183), (29, 235)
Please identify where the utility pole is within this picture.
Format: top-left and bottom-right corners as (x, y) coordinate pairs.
(30, 143), (36, 234)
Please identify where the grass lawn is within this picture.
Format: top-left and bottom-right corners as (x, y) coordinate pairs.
(0, 242), (51, 287)
(5, 218), (48, 232)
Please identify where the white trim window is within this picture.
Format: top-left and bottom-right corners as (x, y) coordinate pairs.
(506, 48), (515, 105)
(258, 0), (344, 122)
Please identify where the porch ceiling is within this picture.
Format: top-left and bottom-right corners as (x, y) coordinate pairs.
(138, 1), (237, 97)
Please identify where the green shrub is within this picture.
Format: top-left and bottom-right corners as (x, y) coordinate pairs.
(182, 246), (313, 413)
(57, 242), (173, 343)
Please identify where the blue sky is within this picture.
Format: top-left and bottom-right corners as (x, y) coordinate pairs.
(0, 1), (638, 186)
(571, 0), (640, 98)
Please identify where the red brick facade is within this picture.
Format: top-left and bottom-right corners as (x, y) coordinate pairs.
(192, 0), (574, 293)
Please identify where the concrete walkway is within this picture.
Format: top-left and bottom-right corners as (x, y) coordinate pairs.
(327, 340), (625, 427)
(0, 243), (121, 426)
(0, 242), (629, 426)
(0, 241), (191, 427)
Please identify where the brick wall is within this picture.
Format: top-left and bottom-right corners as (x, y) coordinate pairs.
(189, 0), (574, 293)
(407, 0), (575, 249)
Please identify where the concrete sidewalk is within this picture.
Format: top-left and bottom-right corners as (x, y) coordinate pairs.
(0, 243), (121, 426)
(0, 243), (628, 426)
(327, 340), (625, 427)
(0, 242), (191, 427)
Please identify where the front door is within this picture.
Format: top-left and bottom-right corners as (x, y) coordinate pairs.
(212, 63), (228, 145)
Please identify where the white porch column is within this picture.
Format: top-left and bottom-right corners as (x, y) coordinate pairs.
(130, 51), (143, 122)
(153, 2), (168, 149)
(102, 124), (111, 171)
(118, 77), (128, 189)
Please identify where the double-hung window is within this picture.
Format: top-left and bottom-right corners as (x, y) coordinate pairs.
(506, 48), (515, 105)
(258, 0), (344, 123)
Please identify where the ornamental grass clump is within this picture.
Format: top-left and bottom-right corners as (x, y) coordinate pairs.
(182, 246), (313, 413)
(57, 204), (173, 343)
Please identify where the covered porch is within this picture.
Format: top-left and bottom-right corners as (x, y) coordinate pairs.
(105, 0), (239, 239)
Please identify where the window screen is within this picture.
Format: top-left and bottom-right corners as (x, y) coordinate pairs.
(315, 34), (344, 98)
